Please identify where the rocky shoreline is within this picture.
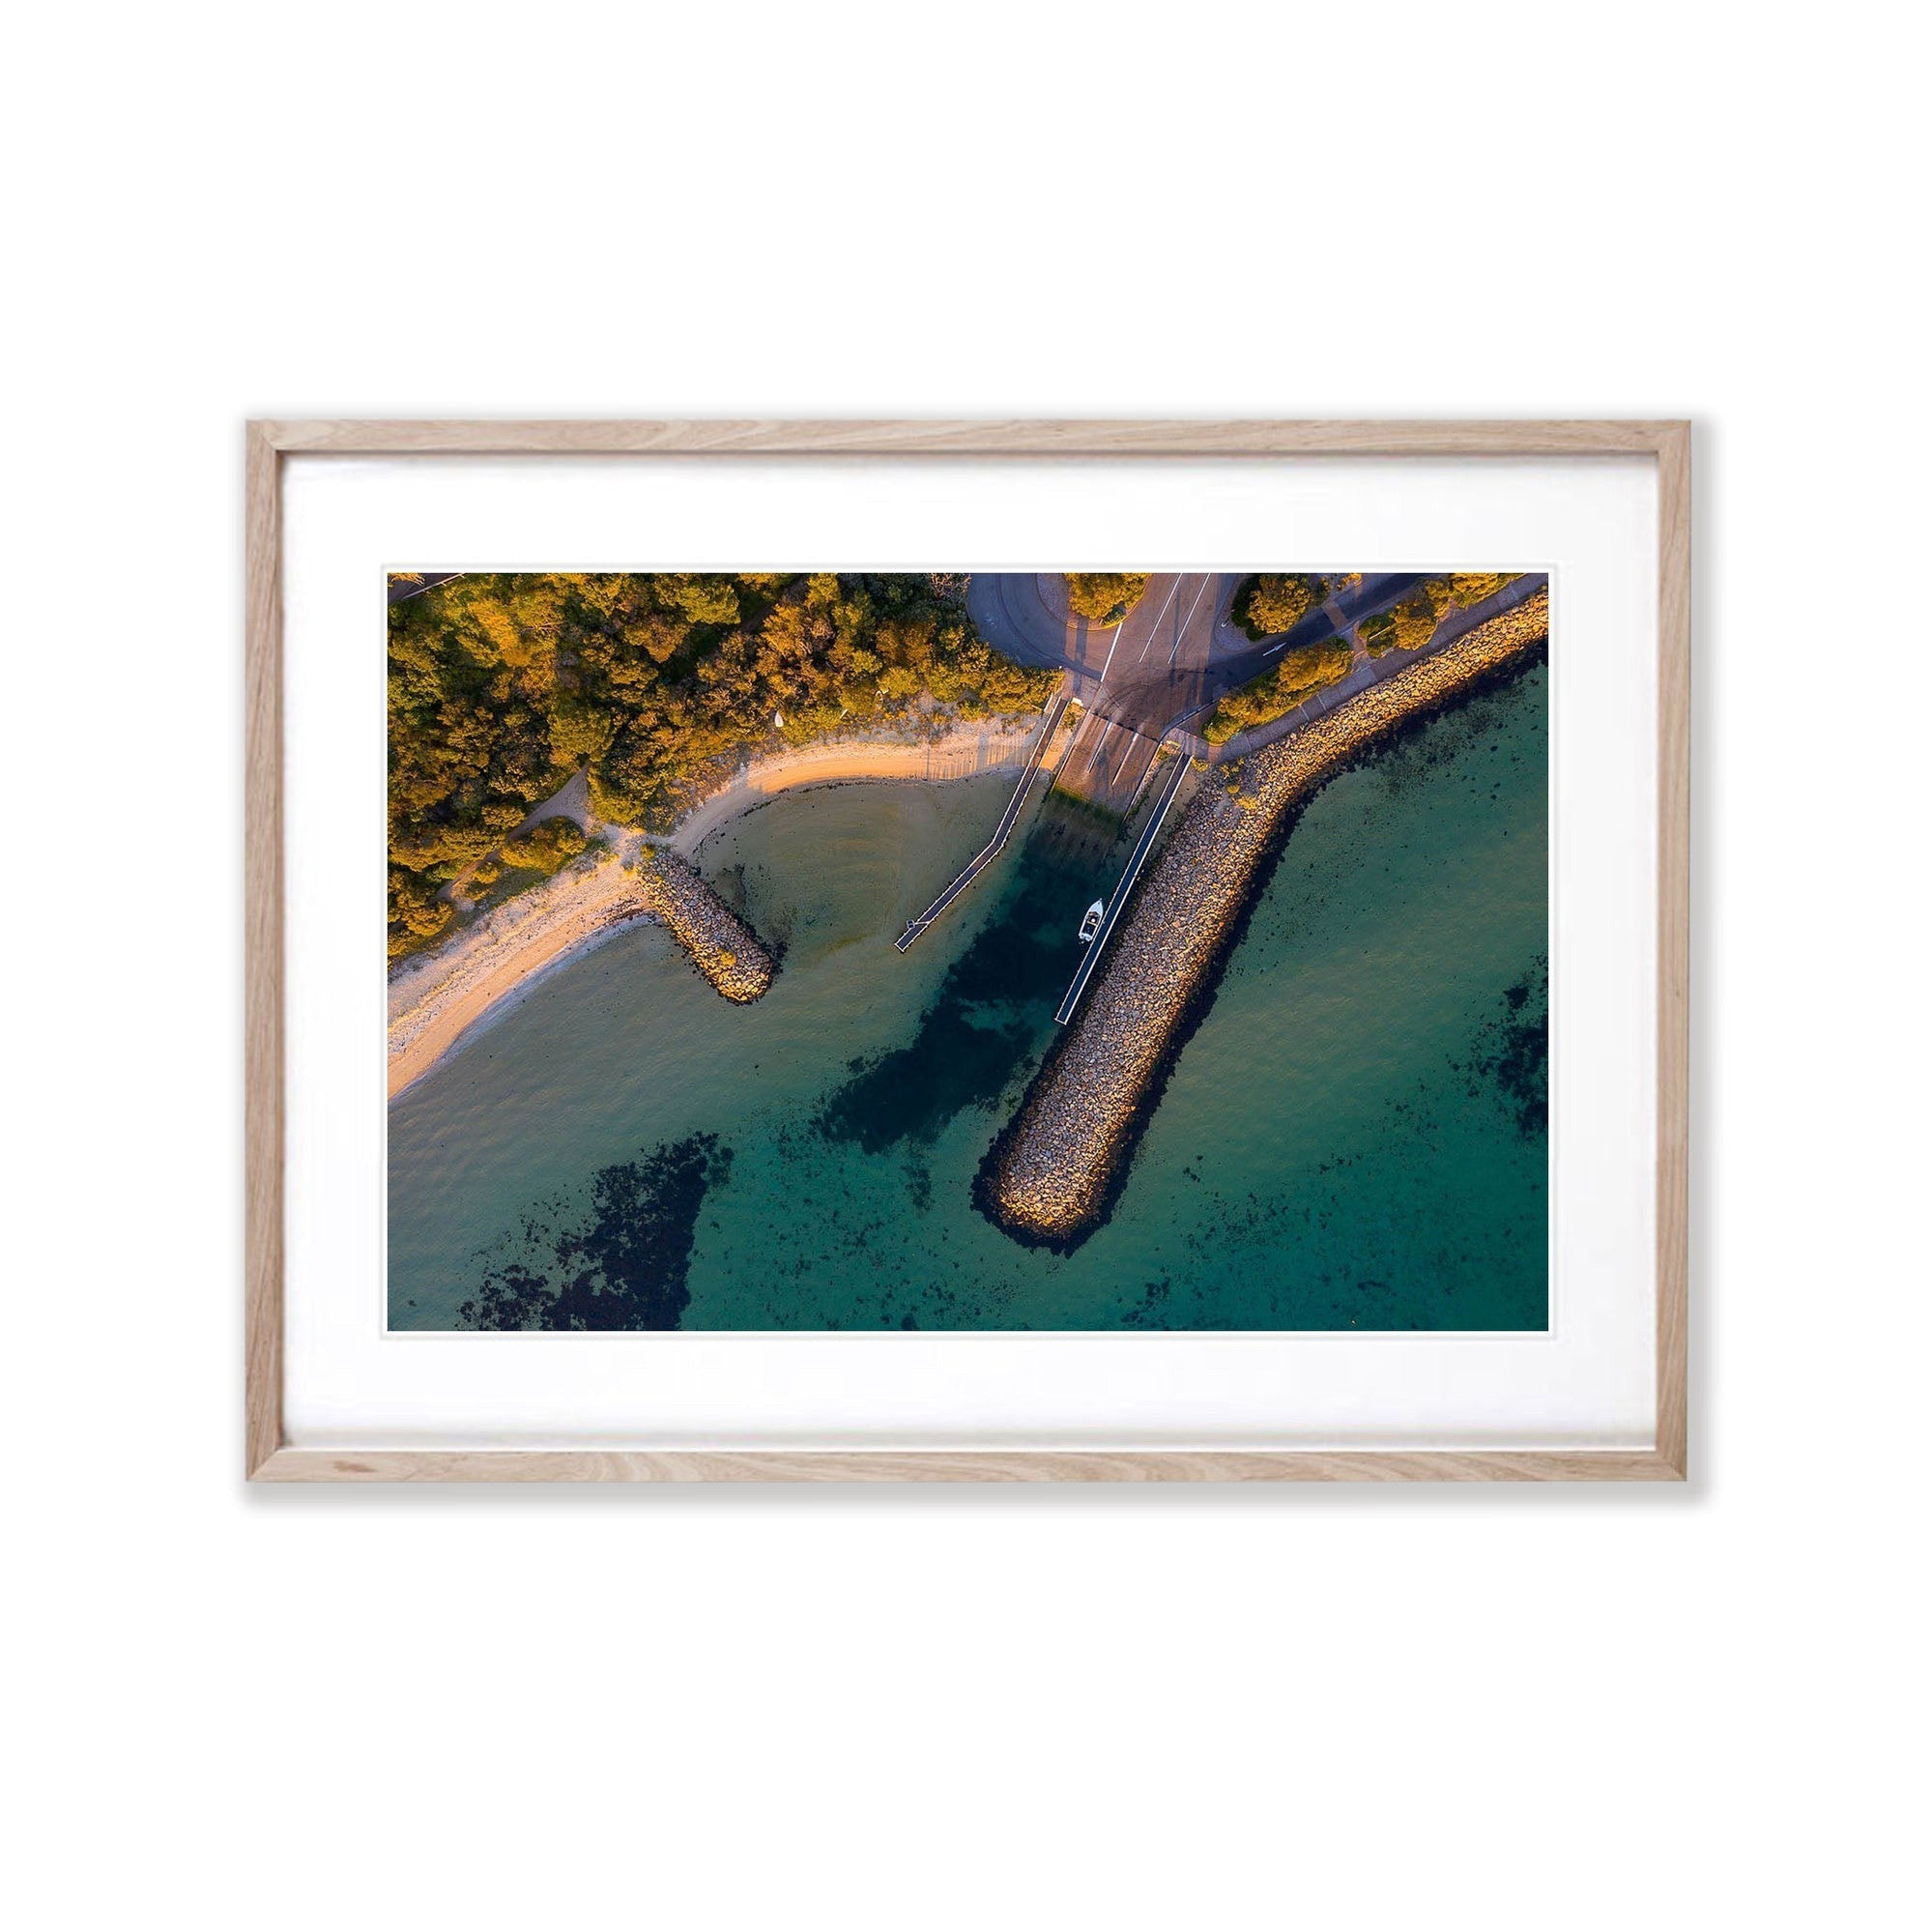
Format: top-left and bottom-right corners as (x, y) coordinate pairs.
(639, 850), (776, 1002)
(975, 591), (1552, 1249)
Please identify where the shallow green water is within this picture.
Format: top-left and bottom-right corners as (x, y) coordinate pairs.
(389, 667), (1547, 1330)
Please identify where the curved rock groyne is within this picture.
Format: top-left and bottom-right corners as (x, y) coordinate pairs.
(976, 591), (1550, 1248)
(640, 849), (777, 1003)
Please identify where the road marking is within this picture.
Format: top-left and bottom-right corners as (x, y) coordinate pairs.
(1078, 718), (1114, 781)
(1167, 574), (1216, 666)
(1092, 626), (1121, 689)
(1091, 576), (1165, 689)
(1133, 573), (1189, 665)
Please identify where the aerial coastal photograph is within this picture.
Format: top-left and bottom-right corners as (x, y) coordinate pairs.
(388, 567), (1549, 1331)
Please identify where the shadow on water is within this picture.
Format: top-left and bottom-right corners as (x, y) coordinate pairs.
(817, 796), (1118, 1153)
(1031, 783), (1128, 867)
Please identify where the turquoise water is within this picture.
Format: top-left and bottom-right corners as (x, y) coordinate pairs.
(389, 666), (1548, 1330)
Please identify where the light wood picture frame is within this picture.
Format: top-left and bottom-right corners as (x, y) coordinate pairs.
(246, 418), (1689, 1483)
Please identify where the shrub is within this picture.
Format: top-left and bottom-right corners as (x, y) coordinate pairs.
(500, 817), (590, 875)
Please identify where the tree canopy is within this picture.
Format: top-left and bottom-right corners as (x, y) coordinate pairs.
(1444, 573), (1516, 606)
(389, 572), (1055, 957)
(1361, 578), (1454, 655)
(1199, 639), (1354, 744)
(1360, 573), (1521, 657)
(499, 817), (588, 877)
(1230, 574), (1331, 641)
(1063, 574), (1149, 625)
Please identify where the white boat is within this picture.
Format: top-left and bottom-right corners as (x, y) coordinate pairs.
(1078, 900), (1105, 944)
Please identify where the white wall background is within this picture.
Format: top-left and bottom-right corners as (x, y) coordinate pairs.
(5, 4), (1924, 1928)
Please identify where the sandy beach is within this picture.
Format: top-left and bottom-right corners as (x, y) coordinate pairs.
(388, 715), (1043, 1098)
(667, 720), (1040, 858)
(387, 843), (654, 1099)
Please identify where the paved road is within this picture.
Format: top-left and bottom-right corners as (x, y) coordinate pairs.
(388, 570), (466, 606)
(1059, 572), (1227, 809)
(966, 573), (1082, 672)
(967, 570), (1230, 701)
(968, 572), (1227, 813)
(970, 570), (1483, 813)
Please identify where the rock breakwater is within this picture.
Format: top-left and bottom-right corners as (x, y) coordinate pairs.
(976, 591), (1550, 1247)
(640, 849), (776, 1002)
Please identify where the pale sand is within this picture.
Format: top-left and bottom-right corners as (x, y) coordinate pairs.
(666, 721), (1039, 858)
(387, 838), (653, 1100)
(388, 716), (1043, 1099)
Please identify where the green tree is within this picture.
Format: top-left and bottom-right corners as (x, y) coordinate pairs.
(1199, 639), (1353, 744)
(500, 818), (589, 875)
(657, 574), (742, 626)
(1230, 574), (1331, 641)
(1064, 573), (1149, 624)
(388, 571), (1056, 954)
(548, 696), (620, 769)
(1361, 579), (1456, 655)
(1444, 572), (1517, 606)
(388, 870), (452, 959)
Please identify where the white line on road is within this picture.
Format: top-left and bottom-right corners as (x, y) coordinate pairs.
(1077, 718), (1114, 781)
(1093, 577), (1177, 690)
(1167, 574), (1216, 666)
(1133, 573), (1190, 665)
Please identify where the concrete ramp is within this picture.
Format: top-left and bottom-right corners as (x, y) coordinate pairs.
(1052, 711), (1164, 815)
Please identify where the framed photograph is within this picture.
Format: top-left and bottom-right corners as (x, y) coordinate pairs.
(247, 419), (1688, 1482)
